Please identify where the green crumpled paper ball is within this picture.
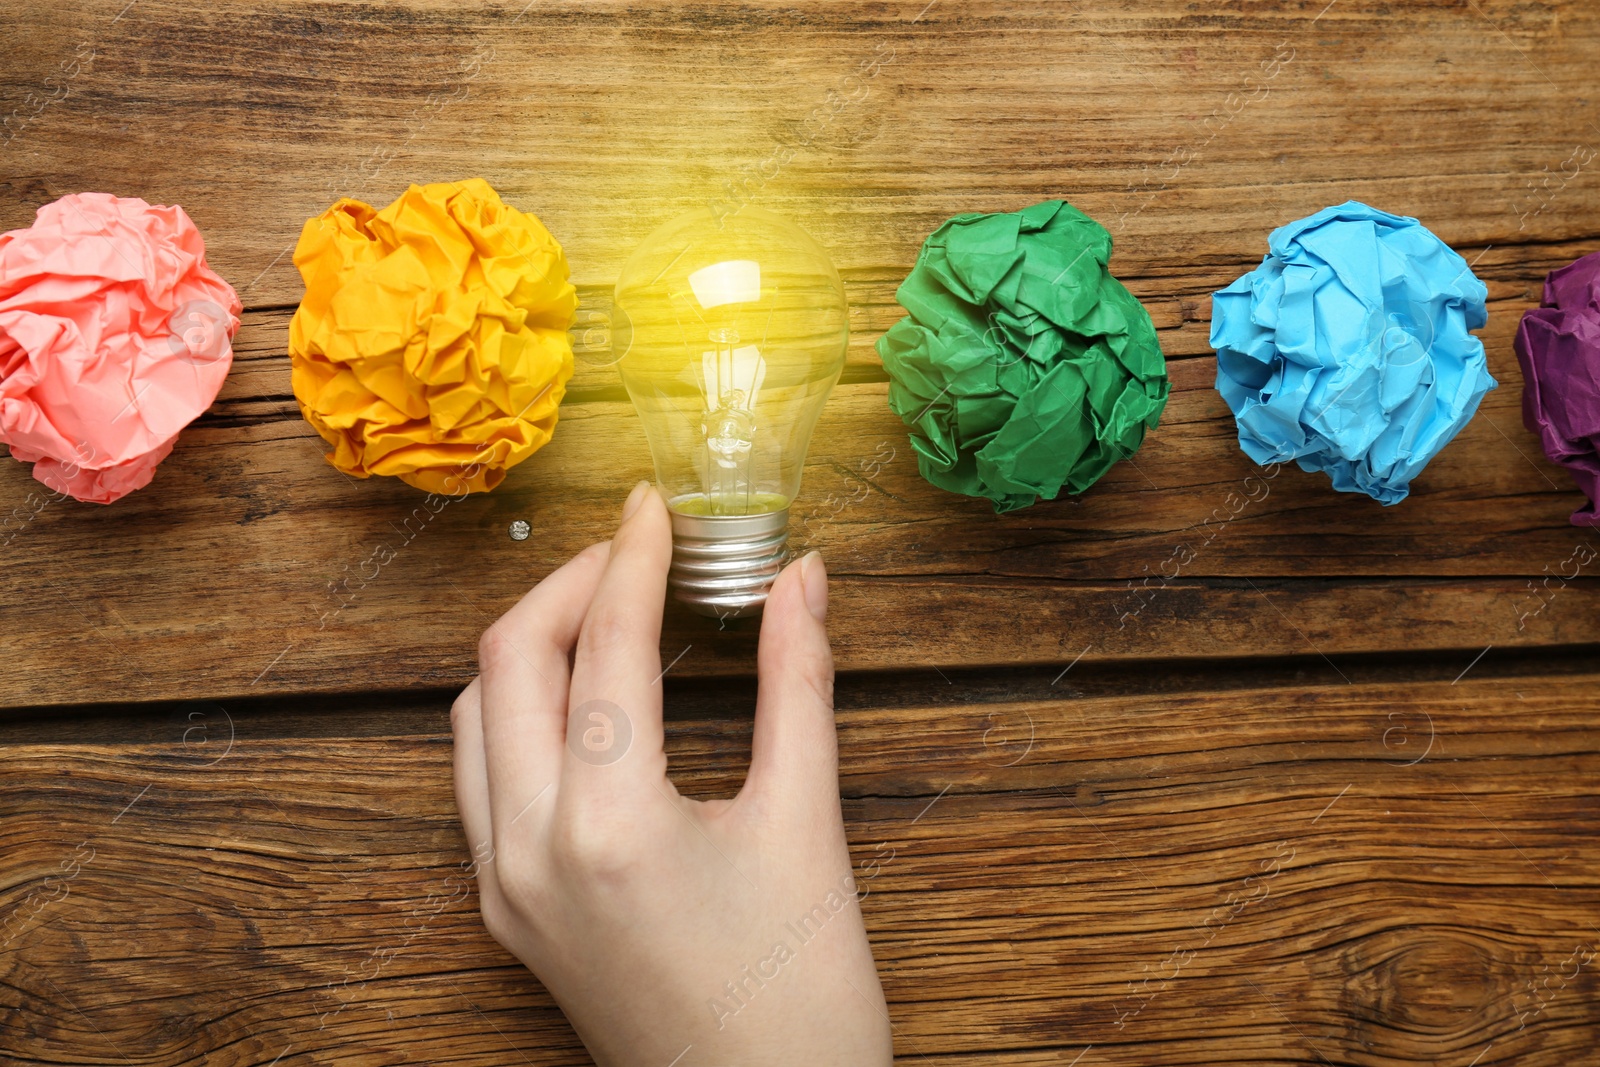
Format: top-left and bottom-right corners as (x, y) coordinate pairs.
(876, 200), (1170, 513)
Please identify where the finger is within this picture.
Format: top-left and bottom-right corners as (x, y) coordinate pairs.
(562, 481), (672, 798)
(743, 551), (839, 820)
(479, 540), (612, 827)
(449, 677), (500, 889)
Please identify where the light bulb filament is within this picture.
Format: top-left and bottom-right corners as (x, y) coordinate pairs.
(694, 329), (768, 514)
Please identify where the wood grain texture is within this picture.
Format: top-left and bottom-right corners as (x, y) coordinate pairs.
(2, 352), (1596, 706)
(3, 672), (1598, 1065)
(5, 3), (1600, 1062)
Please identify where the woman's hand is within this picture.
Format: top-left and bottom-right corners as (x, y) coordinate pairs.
(451, 481), (894, 1066)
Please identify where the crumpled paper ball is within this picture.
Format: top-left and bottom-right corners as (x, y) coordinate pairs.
(876, 200), (1169, 513)
(0, 192), (240, 504)
(289, 178), (577, 494)
(1212, 200), (1496, 504)
(1515, 251), (1600, 526)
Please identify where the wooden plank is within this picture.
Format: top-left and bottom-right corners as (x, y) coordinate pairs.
(2, 358), (1596, 706)
(2, 0), (1597, 309)
(9, 565), (1600, 709)
(3, 672), (1597, 1063)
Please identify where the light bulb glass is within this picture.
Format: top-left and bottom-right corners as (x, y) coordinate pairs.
(613, 206), (848, 615)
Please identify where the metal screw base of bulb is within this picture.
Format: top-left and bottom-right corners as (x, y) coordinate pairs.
(666, 502), (789, 619)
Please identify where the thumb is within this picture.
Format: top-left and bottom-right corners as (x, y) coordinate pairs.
(744, 551), (839, 819)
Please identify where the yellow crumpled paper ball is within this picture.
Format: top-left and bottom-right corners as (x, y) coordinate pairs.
(289, 179), (578, 494)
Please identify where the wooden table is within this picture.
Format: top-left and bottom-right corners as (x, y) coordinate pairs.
(4, 1), (1599, 1063)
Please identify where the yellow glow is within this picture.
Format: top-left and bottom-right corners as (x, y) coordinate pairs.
(614, 207), (848, 516)
(688, 259), (762, 309)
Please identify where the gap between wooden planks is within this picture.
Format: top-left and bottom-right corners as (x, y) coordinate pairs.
(1, 670), (1597, 1064)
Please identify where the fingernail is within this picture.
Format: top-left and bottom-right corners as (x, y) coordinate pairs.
(621, 480), (651, 522)
(800, 551), (828, 622)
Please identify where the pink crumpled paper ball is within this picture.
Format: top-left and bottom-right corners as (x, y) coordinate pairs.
(0, 192), (240, 503)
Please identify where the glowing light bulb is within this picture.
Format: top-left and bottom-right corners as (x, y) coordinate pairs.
(613, 206), (848, 617)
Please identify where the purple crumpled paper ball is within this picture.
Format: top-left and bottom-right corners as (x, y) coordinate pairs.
(1514, 251), (1600, 526)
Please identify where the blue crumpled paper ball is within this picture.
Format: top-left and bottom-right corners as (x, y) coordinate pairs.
(1211, 201), (1496, 504)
